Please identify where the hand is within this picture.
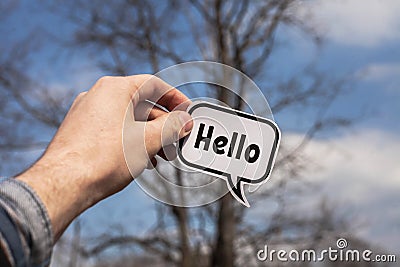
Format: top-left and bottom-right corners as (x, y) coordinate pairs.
(17, 75), (193, 240)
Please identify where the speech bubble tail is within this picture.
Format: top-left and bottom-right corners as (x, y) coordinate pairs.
(226, 175), (250, 207)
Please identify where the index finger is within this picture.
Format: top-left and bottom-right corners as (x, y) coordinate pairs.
(132, 74), (191, 111)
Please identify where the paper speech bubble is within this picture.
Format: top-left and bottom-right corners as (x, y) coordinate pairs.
(177, 102), (280, 207)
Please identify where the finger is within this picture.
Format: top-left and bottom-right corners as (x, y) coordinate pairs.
(70, 91), (88, 108)
(135, 101), (167, 121)
(92, 75), (191, 114)
(132, 75), (192, 111)
(76, 91), (88, 99)
(157, 144), (177, 161)
(144, 111), (193, 157)
(146, 157), (157, 169)
(157, 90), (192, 112)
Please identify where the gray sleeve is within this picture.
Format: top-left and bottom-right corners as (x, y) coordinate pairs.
(0, 178), (54, 267)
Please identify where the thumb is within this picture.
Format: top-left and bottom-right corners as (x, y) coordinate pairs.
(144, 111), (193, 157)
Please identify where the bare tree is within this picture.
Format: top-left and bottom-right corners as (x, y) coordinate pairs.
(53, 1), (355, 266)
(0, 1), (370, 267)
(0, 8), (71, 176)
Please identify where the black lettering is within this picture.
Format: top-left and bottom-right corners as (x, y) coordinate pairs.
(227, 132), (238, 157)
(194, 123), (214, 151)
(235, 134), (246, 159)
(213, 136), (228, 154)
(244, 144), (260, 163)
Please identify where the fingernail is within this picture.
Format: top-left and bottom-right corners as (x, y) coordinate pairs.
(179, 112), (193, 132)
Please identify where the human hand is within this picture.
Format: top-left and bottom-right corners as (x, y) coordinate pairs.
(17, 75), (192, 240)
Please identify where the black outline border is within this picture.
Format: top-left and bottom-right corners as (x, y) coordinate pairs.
(177, 102), (280, 185)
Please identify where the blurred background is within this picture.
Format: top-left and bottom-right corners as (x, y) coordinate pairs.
(0, 0), (399, 266)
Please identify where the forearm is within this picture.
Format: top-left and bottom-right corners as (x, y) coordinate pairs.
(0, 74), (192, 266)
(16, 155), (99, 241)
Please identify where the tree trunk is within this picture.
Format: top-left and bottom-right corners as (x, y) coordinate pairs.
(211, 1), (236, 263)
(172, 168), (192, 267)
(172, 205), (191, 267)
(211, 194), (235, 267)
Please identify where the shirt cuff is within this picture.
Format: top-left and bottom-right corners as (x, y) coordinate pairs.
(0, 178), (53, 266)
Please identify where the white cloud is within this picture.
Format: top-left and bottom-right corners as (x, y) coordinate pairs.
(283, 129), (400, 250)
(356, 62), (400, 82)
(296, 0), (400, 47)
(355, 62), (400, 92)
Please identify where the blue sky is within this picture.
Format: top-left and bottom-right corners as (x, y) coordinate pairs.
(276, 0), (400, 251)
(1, 0), (400, 261)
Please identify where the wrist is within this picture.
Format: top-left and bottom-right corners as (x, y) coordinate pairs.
(16, 154), (95, 240)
